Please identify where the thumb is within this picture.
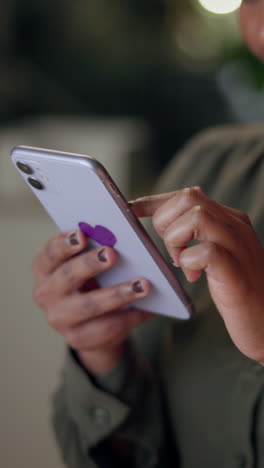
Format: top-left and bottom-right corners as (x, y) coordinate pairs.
(129, 191), (177, 218)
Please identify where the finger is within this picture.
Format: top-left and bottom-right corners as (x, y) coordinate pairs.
(42, 246), (117, 299)
(130, 187), (205, 221)
(129, 191), (178, 217)
(163, 205), (249, 266)
(182, 267), (202, 283)
(46, 278), (151, 330)
(152, 187), (251, 238)
(32, 230), (87, 279)
(220, 204), (252, 226)
(64, 307), (153, 352)
(179, 241), (247, 309)
(131, 187), (251, 236)
(180, 241), (264, 361)
(171, 247), (202, 283)
(131, 188), (220, 269)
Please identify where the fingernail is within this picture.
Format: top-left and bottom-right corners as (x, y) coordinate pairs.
(67, 231), (80, 246)
(98, 248), (107, 262)
(171, 247), (188, 267)
(132, 280), (144, 293)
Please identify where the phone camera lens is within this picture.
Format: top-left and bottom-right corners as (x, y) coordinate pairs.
(16, 161), (34, 175)
(28, 177), (44, 190)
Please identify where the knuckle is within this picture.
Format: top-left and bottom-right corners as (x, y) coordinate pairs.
(163, 230), (174, 247)
(193, 185), (203, 193)
(193, 185), (204, 198)
(79, 296), (99, 319)
(152, 207), (169, 235)
(44, 234), (69, 263)
(205, 242), (219, 260)
(113, 287), (129, 305)
(152, 211), (163, 234)
(60, 262), (78, 283)
(44, 241), (58, 263)
(193, 204), (206, 221)
(192, 206), (207, 239)
(183, 186), (201, 204)
(82, 253), (97, 273)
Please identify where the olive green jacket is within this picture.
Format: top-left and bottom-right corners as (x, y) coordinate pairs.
(52, 124), (264, 468)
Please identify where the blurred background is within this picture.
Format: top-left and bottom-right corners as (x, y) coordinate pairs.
(1, 1), (263, 467)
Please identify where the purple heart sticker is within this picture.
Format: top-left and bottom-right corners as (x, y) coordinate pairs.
(78, 222), (117, 247)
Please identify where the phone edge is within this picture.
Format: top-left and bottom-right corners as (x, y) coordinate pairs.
(11, 145), (195, 319)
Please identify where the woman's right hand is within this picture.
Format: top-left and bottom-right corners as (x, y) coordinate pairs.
(32, 230), (152, 376)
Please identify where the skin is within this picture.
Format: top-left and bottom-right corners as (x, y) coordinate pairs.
(239, 0), (264, 62)
(33, 0), (264, 375)
(131, 187), (264, 364)
(32, 234), (152, 375)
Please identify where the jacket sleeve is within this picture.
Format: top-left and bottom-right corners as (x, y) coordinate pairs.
(52, 336), (168, 468)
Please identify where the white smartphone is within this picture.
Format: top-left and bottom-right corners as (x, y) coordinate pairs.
(11, 145), (193, 319)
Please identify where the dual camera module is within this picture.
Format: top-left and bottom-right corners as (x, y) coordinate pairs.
(16, 161), (44, 190)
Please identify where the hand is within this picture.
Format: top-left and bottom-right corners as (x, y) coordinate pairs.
(131, 187), (264, 365)
(32, 231), (152, 376)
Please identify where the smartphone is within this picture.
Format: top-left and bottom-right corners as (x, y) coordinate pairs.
(11, 145), (193, 319)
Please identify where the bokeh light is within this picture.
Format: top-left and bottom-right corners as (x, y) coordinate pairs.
(197, 0), (242, 15)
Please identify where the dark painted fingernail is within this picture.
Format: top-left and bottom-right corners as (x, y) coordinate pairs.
(132, 281), (143, 293)
(98, 248), (107, 262)
(68, 232), (80, 246)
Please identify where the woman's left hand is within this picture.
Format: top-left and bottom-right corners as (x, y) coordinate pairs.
(130, 187), (264, 365)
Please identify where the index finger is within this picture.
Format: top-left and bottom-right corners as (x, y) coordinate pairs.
(32, 230), (87, 279)
(129, 191), (177, 217)
(130, 189), (252, 226)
